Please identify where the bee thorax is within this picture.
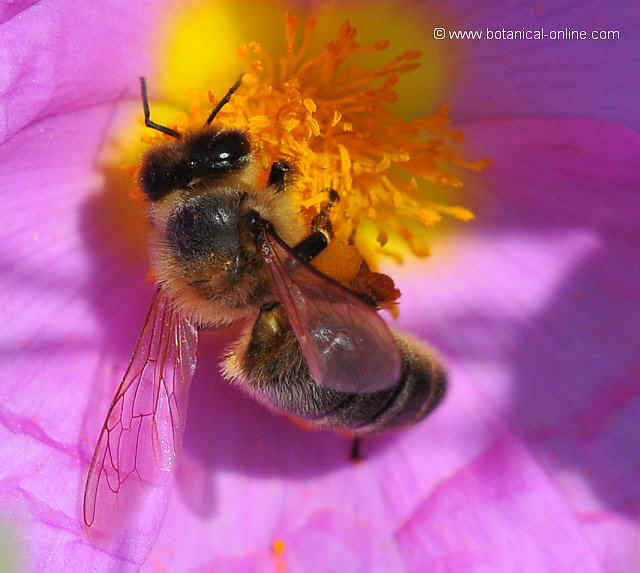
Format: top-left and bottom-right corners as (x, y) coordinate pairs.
(166, 194), (244, 264)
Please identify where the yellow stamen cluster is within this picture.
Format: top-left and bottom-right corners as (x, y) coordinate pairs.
(204, 16), (485, 263)
(105, 14), (486, 276)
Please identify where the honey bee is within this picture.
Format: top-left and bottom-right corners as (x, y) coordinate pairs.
(83, 77), (446, 528)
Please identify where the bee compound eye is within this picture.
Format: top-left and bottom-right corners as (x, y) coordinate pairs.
(140, 150), (180, 201)
(209, 131), (250, 170)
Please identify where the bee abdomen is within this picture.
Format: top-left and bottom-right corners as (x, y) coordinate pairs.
(311, 331), (446, 434)
(226, 308), (447, 435)
(349, 332), (447, 434)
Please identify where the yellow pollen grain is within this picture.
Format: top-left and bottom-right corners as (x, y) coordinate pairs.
(307, 116), (321, 137)
(303, 98), (317, 114)
(248, 115), (271, 130)
(272, 538), (286, 555)
(282, 117), (301, 132)
(377, 229), (389, 246)
(433, 204), (475, 221)
(337, 144), (352, 191)
(300, 195), (329, 208)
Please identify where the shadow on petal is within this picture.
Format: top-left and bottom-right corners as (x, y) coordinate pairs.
(462, 119), (640, 518)
(394, 118), (640, 529)
(508, 246), (640, 519)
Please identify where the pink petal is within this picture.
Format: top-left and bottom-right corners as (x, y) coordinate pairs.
(440, 3), (640, 130)
(0, 101), (159, 570)
(395, 437), (602, 572)
(0, 2), (638, 572)
(393, 118), (640, 572)
(0, 2), (162, 143)
(137, 121), (638, 572)
(2, 106), (638, 573)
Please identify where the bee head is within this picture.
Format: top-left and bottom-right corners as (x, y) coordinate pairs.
(138, 75), (249, 201)
(140, 130), (251, 201)
(148, 181), (271, 324)
(137, 78), (277, 322)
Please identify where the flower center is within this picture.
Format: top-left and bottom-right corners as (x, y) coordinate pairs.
(100, 9), (487, 288)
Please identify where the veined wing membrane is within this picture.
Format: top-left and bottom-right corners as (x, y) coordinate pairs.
(83, 289), (198, 530)
(258, 227), (401, 394)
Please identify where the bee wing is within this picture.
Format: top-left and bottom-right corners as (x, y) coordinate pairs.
(259, 228), (401, 394)
(83, 289), (198, 530)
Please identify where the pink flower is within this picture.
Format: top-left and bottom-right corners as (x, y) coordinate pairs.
(1, 1), (638, 572)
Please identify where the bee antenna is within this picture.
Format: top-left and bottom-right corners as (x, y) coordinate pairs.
(204, 74), (244, 126)
(139, 77), (182, 139)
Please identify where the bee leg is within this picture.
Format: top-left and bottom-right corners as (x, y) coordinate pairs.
(311, 189), (339, 237)
(291, 188), (338, 262)
(139, 77), (181, 139)
(267, 161), (291, 192)
(292, 231), (328, 262)
(349, 437), (363, 462)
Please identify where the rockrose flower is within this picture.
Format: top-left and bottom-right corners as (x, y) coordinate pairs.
(0, 1), (638, 572)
